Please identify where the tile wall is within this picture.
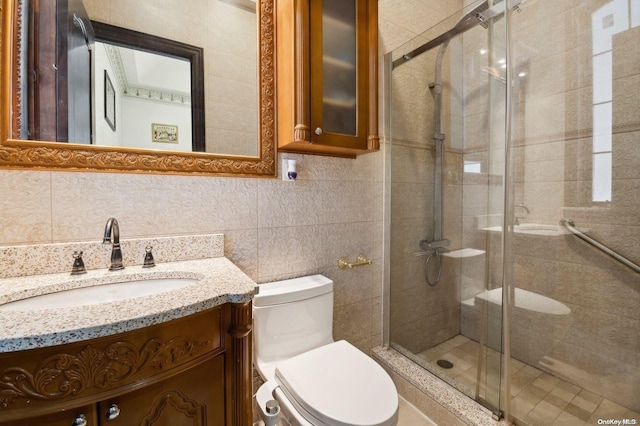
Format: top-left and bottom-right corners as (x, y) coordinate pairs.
(0, 154), (383, 354)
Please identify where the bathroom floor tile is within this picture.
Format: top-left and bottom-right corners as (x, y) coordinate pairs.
(543, 392), (571, 410)
(511, 392), (537, 420)
(571, 389), (603, 413)
(550, 410), (586, 426)
(625, 409), (640, 422)
(420, 342), (454, 361)
(531, 372), (561, 392)
(564, 402), (593, 422)
(525, 399), (563, 425)
(458, 339), (480, 355)
(447, 334), (471, 347)
(549, 379), (581, 402)
(525, 382), (551, 400)
(515, 386), (546, 409)
(588, 398), (634, 424)
(399, 334), (638, 426)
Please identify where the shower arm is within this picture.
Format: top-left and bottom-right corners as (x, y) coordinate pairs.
(392, 0), (527, 69)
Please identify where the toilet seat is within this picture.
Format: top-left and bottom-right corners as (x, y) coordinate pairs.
(274, 340), (398, 426)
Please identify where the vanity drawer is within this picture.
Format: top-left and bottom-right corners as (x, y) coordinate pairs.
(0, 306), (223, 419)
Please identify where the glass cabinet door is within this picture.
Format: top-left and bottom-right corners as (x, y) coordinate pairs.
(310, 0), (369, 149)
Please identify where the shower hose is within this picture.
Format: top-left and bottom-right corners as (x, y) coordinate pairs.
(424, 250), (445, 287)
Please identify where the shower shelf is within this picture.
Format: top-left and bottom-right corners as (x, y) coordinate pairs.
(442, 248), (485, 258)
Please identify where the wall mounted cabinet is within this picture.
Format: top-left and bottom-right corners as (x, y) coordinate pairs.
(276, 0), (379, 158)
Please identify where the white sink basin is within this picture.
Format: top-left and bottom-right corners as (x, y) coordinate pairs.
(0, 278), (198, 311)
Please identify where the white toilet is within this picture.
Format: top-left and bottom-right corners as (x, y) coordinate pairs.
(253, 275), (398, 426)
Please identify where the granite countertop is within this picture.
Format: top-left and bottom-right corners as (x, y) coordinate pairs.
(0, 257), (258, 353)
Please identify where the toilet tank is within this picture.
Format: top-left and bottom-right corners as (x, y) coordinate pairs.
(253, 275), (334, 367)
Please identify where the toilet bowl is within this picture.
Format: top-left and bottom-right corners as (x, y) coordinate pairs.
(253, 275), (398, 426)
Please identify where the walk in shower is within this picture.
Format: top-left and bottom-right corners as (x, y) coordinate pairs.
(385, 1), (640, 425)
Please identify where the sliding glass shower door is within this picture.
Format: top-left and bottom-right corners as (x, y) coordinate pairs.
(387, 1), (640, 424)
(387, 2), (509, 414)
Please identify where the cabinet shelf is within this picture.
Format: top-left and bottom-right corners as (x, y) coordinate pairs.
(323, 14), (353, 32)
(323, 55), (356, 70)
(323, 97), (357, 108)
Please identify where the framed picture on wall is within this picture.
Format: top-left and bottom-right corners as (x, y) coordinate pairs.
(104, 70), (116, 131)
(152, 123), (179, 143)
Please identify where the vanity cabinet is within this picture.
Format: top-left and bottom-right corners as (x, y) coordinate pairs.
(276, 0), (379, 158)
(1, 404), (97, 426)
(96, 355), (226, 425)
(0, 303), (253, 425)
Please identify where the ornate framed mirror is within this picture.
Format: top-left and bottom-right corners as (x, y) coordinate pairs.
(0, 0), (276, 177)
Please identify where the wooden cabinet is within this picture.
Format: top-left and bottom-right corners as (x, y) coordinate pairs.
(2, 357), (224, 426)
(276, 0), (379, 158)
(0, 405), (97, 426)
(0, 303), (253, 426)
(97, 355), (225, 425)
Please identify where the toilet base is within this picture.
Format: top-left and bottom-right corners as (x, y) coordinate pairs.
(274, 386), (313, 426)
(256, 379), (312, 426)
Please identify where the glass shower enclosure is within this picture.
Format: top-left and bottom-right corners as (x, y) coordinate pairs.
(386, 1), (640, 425)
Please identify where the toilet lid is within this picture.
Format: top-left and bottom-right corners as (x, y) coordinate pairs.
(274, 340), (398, 426)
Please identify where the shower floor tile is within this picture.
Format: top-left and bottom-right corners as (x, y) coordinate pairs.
(413, 335), (640, 426)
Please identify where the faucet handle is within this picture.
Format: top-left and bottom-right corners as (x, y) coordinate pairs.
(71, 251), (87, 275)
(142, 246), (156, 268)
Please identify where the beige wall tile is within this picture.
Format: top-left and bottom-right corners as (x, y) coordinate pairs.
(4, 152), (382, 354)
(0, 171), (53, 244)
(49, 172), (259, 241)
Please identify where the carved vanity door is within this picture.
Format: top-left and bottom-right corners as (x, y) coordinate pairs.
(97, 355), (226, 426)
(0, 404), (97, 426)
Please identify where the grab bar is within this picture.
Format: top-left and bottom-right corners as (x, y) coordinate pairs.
(560, 219), (640, 274)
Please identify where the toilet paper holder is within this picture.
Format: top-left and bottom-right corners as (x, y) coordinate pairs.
(338, 254), (372, 269)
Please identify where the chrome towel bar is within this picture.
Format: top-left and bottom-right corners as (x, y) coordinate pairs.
(560, 219), (640, 274)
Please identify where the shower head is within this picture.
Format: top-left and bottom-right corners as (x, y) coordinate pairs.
(456, 0), (524, 31)
(455, 1), (491, 31)
(478, 0), (527, 28)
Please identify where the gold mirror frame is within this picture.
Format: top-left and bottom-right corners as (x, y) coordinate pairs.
(0, 0), (276, 177)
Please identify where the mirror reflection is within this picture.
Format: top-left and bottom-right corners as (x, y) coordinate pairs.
(91, 21), (204, 152)
(16, 0), (258, 157)
(95, 43), (193, 151)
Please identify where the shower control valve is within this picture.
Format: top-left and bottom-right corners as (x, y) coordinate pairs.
(420, 239), (450, 251)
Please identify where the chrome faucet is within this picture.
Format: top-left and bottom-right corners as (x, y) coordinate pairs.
(103, 218), (124, 271)
(514, 204), (530, 225)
